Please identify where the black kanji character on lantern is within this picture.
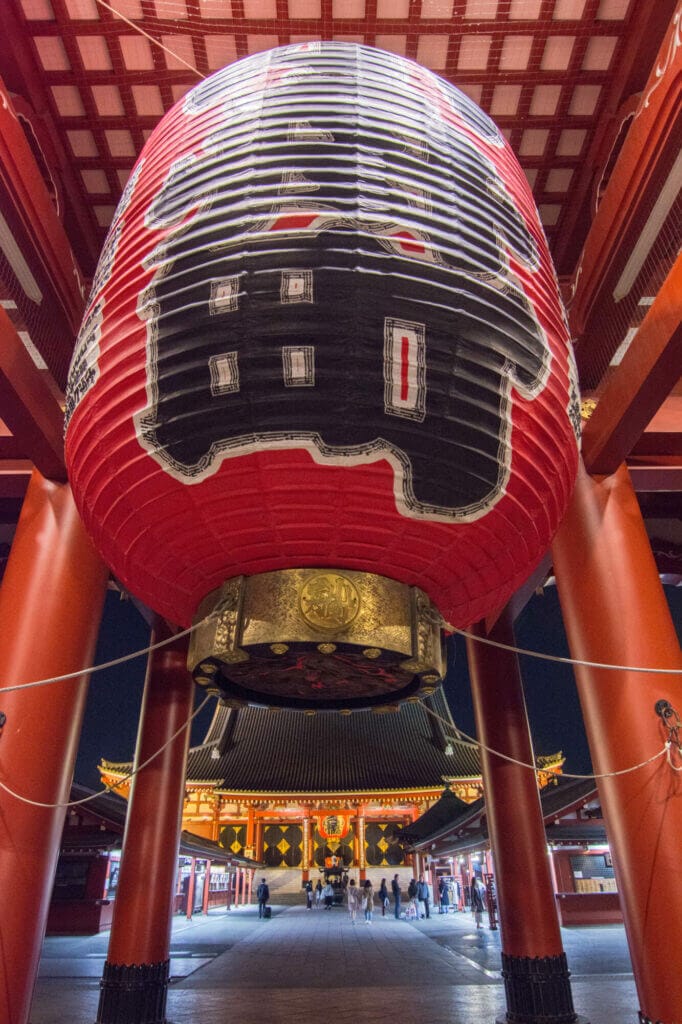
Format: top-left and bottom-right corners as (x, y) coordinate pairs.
(135, 53), (550, 521)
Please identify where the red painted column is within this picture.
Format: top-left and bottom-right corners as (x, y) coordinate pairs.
(255, 818), (264, 862)
(202, 860), (211, 915)
(0, 471), (108, 1024)
(97, 640), (195, 1024)
(552, 462), (682, 1024)
(467, 610), (581, 1023)
(246, 804), (255, 855)
(185, 859), (196, 920)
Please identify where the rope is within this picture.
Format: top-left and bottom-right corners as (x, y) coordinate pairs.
(95, 0), (205, 79)
(0, 695), (213, 809)
(0, 615), (212, 694)
(449, 624), (682, 676)
(2, 607), (679, 698)
(423, 703), (670, 781)
(666, 743), (682, 772)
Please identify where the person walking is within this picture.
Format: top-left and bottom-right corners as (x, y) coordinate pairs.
(438, 876), (450, 914)
(391, 873), (401, 919)
(304, 879), (313, 909)
(362, 879), (374, 923)
(323, 880), (334, 909)
(407, 876), (418, 920)
(346, 879), (359, 923)
(471, 875), (486, 929)
(378, 877), (389, 917)
(416, 873), (430, 918)
(256, 877), (269, 919)
(315, 879), (323, 908)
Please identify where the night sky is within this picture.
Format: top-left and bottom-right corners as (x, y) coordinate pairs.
(74, 583), (682, 791)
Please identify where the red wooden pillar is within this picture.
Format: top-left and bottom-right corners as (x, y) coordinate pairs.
(255, 818), (264, 862)
(174, 863), (183, 915)
(185, 859), (196, 920)
(357, 804), (366, 880)
(466, 610), (583, 1024)
(97, 640), (195, 1024)
(245, 804), (255, 855)
(202, 860), (211, 915)
(0, 472), (108, 1024)
(552, 462), (682, 1024)
(301, 814), (310, 879)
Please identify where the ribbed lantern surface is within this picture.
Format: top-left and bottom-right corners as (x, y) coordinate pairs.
(65, 42), (580, 630)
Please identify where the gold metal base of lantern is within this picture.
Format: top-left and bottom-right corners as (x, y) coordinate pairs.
(188, 569), (446, 711)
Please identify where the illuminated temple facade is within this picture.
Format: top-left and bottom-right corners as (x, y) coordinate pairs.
(100, 690), (562, 880)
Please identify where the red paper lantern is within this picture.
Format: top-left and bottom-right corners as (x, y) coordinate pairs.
(65, 42), (579, 633)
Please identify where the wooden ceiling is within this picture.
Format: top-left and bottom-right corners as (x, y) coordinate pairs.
(0, 0), (679, 586)
(0, 0), (675, 275)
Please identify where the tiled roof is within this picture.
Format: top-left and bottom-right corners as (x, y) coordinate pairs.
(539, 775), (597, 818)
(186, 689), (482, 792)
(396, 785), (472, 844)
(66, 785), (255, 865)
(405, 774), (600, 851)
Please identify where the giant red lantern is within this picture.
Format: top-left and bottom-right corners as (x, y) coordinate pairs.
(65, 43), (579, 709)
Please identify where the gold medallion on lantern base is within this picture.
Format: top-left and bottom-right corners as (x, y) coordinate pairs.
(188, 569), (446, 710)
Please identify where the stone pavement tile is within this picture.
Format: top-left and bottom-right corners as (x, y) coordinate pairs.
(29, 981), (99, 1024)
(167, 985), (509, 1024)
(179, 911), (491, 989)
(28, 978), (640, 1024)
(30, 903), (641, 1024)
(37, 955), (212, 980)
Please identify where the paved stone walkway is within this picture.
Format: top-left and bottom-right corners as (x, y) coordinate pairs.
(31, 902), (639, 1024)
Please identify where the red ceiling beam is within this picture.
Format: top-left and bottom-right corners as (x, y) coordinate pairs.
(554, 0), (679, 283)
(0, 77), (86, 335)
(580, 251), (682, 475)
(0, 462), (31, 500)
(628, 465), (682, 492)
(0, 307), (66, 481)
(0, 436), (28, 460)
(565, 5), (681, 339)
(631, 428), (682, 458)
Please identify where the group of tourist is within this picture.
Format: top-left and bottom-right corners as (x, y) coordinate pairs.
(346, 872), (436, 921)
(281, 872), (489, 926)
(345, 878), (376, 922)
(304, 878), (337, 909)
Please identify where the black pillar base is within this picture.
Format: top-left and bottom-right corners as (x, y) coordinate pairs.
(498, 952), (588, 1024)
(638, 1013), (666, 1024)
(96, 959), (170, 1024)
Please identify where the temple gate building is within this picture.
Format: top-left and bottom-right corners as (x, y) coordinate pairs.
(100, 692), (562, 887)
(0, 5), (679, 1024)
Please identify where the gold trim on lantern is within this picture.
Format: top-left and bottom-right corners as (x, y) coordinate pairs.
(187, 568), (446, 710)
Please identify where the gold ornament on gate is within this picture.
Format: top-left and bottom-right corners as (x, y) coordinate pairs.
(187, 568), (446, 711)
(299, 573), (360, 632)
